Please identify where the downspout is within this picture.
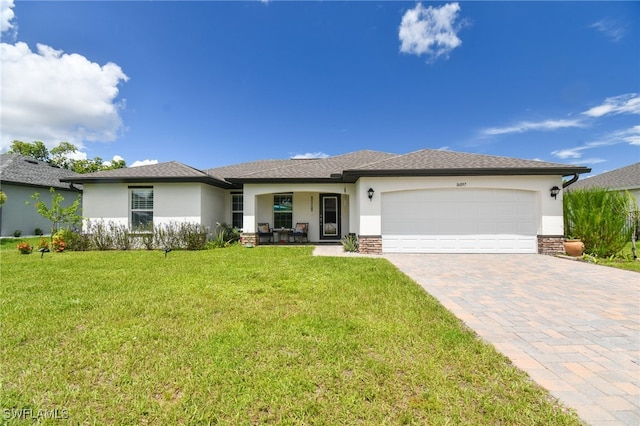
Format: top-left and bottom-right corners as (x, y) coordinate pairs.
(562, 174), (579, 189)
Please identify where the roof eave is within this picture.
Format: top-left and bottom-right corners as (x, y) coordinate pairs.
(341, 167), (592, 182)
(60, 176), (233, 189)
(227, 177), (345, 185)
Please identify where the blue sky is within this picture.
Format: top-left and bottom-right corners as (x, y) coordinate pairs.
(1, 1), (638, 176)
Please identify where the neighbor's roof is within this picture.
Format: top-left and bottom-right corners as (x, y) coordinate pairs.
(60, 149), (591, 186)
(567, 162), (640, 191)
(0, 154), (81, 191)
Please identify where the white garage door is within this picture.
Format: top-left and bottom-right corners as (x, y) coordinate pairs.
(382, 188), (537, 253)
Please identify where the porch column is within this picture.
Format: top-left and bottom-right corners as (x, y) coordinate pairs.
(241, 189), (258, 246)
(357, 180), (382, 254)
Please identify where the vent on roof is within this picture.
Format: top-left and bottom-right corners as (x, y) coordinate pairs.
(25, 159), (38, 164)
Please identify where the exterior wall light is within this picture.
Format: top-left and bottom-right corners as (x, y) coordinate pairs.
(550, 186), (560, 199)
(367, 188), (375, 201)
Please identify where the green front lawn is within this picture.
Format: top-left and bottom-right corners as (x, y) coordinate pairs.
(593, 241), (640, 272)
(1, 246), (582, 424)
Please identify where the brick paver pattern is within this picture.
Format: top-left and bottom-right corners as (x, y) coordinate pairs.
(383, 254), (640, 426)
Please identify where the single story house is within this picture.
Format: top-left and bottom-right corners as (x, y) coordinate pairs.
(566, 162), (639, 209)
(0, 153), (82, 237)
(61, 149), (590, 254)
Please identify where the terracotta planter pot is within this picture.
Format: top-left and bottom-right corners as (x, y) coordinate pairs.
(564, 239), (584, 257)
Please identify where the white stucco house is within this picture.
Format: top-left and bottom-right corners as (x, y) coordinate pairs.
(61, 149), (591, 254)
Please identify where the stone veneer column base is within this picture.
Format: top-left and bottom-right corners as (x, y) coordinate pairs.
(241, 232), (258, 246)
(537, 235), (564, 255)
(358, 235), (382, 255)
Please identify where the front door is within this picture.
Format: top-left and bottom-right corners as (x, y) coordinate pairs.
(320, 194), (340, 240)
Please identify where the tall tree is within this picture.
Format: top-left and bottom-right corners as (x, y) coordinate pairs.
(7, 140), (126, 173)
(49, 142), (78, 170)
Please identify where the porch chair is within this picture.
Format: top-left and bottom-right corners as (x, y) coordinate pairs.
(257, 223), (274, 243)
(290, 222), (308, 243)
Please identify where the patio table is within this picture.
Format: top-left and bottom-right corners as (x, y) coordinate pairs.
(273, 228), (293, 244)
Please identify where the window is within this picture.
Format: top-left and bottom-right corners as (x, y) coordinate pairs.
(232, 192), (243, 229)
(130, 187), (153, 231)
(273, 193), (293, 228)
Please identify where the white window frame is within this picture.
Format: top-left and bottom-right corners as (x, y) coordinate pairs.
(231, 192), (243, 230)
(273, 193), (293, 229)
(129, 187), (154, 231)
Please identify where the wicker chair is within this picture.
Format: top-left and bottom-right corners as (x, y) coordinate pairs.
(290, 223), (308, 243)
(257, 223), (274, 243)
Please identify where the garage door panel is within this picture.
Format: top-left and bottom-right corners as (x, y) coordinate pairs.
(382, 188), (537, 254)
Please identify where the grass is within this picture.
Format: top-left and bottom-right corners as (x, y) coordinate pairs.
(1, 245), (583, 425)
(584, 241), (640, 272)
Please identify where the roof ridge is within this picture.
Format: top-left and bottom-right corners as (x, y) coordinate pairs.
(228, 159), (317, 178)
(166, 160), (209, 176)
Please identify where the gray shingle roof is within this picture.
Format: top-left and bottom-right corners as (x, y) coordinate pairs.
(61, 161), (229, 186)
(212, 150), (397, 181)
(0, 154), (80, 190)
(350, 149), (586, 172)
(568, 162), (640, 190)
(60, 149), (591, 185)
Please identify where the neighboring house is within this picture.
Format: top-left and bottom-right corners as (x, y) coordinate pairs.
(0, 154), (82, 237)
(61, 149), (590, 254)
(566, 162), (640, 209)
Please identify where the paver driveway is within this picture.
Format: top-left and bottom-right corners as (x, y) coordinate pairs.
(384, 254), (639, 426)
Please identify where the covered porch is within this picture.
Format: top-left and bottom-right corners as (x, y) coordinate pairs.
(239, 183), (357, 246)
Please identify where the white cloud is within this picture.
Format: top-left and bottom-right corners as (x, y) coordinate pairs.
(591, 19), (626, 42)
(290, 152), (329, 159)
(102, 155), (125, 167)
(551, 147), (586, 160)
(481, 119), (585, 136)
(582, 93), (640, 118)
(0, 41), (129, 152)
(0, 0), (16, 36)
(399, 2), (463, 62)
(606, 125), (640, 146)
(551, 125), (640, 161)
(130, 159), (158, 168)
(577, 158), (607, 165)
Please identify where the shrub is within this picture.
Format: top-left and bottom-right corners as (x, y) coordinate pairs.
(564, 187), (634, 257)
(154, 222), (181, 250)
(52, 234), (66, 252)
(207, 223), (240, 249)
(16, 241), (32, 254)
(341, 234), (359, 252)
(138, 225), (155, 250)
(76, 220), (212, 251)
(36, 238), (49, 250)
(13, 230), (21, 237)
(179, 222), (209, 250)
(34, 228), (43, 236)
(110, 222), (132, 250)
(56, 228), (91, 251)
(87, 220), (114, 251)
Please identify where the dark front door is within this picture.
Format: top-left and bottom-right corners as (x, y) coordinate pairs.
(320, 194), (340, 240)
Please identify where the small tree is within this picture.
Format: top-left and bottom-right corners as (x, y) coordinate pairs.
(0, 190), (6, 206)
(564, 187), (634, 257)
(29, 188), (82, 240)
